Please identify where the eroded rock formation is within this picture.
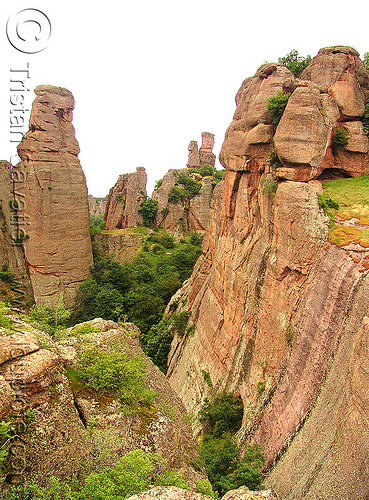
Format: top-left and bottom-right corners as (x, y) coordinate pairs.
(167, 46), (369, 499)
(17, 85), (93, 308)
(88, 194), (106, 218)
(153, 133), (222, 235)
(187, 133), (216, 168)
(0, 316), (205, 489)
(104, 167), (147, 230)
(0, 161), (32, 305)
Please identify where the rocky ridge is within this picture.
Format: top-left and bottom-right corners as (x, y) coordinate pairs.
(166, 46), (369, 499)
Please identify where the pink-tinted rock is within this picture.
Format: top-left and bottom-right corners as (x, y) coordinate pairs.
(17, 85), (93, 308)
(187, 141), (200, 168)
(104, 167), (147, 230)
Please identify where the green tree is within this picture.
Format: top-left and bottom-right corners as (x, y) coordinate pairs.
(138, 198), (158, 227)
(278, 49), (312, 77)
(267, 91), (290, 126)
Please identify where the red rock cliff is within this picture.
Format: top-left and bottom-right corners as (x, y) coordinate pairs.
(167, 46), (369, 499)
(17, 85), (93, 308)
(104, 167), (147, 230)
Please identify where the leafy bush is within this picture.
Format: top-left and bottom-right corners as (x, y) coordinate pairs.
(0, 302), (13, 329)
(267, 91), (290, 126)
(0, 420), (14, 472)
(155, 178), (163, 189)
(199, 391), (264, 496)
(331, 128), (349, 153)
(268, 149), (282, 170)
(278, 49), (312, 77)
(77, 342), (155, 411)
(27, 304), (72, 336)
(168, 185), (183, 204)
(262, 176), (278, 196)
(198, 164), (215, 177)
(195, 478), (217, 497)
(200, 391), (244, 438)
(89, 214), (106, 237)
(177, 172), (202, 198)
(138, 198), (158, 227)
(155, 470), (189, 490)
(74, 233), (202, 370)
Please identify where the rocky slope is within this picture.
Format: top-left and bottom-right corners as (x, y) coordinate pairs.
(17, 85), (93, 308)
(0, 313), (205, 491)
(104, 168), (147, 230)
(166, 46), (369, 499)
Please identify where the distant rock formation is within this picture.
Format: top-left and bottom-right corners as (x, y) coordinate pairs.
(187, 132), (216, 168)
(199, 132), (216, 167)
(88, 194), (106, 218)
(17, 85), (93, 308)
(104, 167), (147, 230)
(153, 133), (223, 236)
(167, 46), (369, 499)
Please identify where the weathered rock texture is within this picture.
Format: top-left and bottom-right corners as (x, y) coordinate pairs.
(17, 85), (93, 308)
(126, 486), (278, 500)
(104, 168), (147, 230)
(0, 161), (32, 304)
(187, 133), (216, 168)
(93, 230), (146, 266)
(0, 315), (205, 490)
(88, 194), (106, 217)
(153, 170), (220, 236)
(167, 47), (369, 499)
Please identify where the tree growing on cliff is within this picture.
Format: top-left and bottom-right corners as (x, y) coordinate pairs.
(138, 198), (158, 227)
(278, 49), (312, 77)
(267, 91), (290, 126)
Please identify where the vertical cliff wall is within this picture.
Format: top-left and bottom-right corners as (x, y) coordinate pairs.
(0, 161), (32, 304)
(167, 46), (369, 499)
(17, 85), (93, 308)
(104, 167), (147, 230)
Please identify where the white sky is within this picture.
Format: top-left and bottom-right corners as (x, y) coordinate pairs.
(1, 0), (368, 197)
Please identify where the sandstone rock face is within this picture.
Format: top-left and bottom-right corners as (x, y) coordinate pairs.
(93, 230), (146, 265)
(0, 161), (32, 305)
(187, 141), (200, 168)
(104, 167), (147, 230)
(220, 47), (369, 181)
(199, 132), (216, 167)
(0, 315), (205, 490)
(153, 170), (222, 236)
(17, 85), (93, 308)
(167, 47), (369, 499)
(88, 194), (106, 217)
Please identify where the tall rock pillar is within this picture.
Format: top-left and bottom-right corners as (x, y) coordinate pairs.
(17, 85), (93, 308)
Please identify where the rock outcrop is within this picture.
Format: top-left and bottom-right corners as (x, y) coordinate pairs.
(152, 133), (223, 236)
(0, 161), (32, 305)
(166, 46), (369, 499)
(17, 85), (93, 308)
(126, 486), (278, 500)
(0, 314), (205, 490)
(153, 169), (219, 235)
(104, 168), (147, 230)
(187, 133), (216, 168)
(88, 194), (106, 218)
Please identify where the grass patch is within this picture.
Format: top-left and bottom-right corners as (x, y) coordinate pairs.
(319, 175), (369, 246)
